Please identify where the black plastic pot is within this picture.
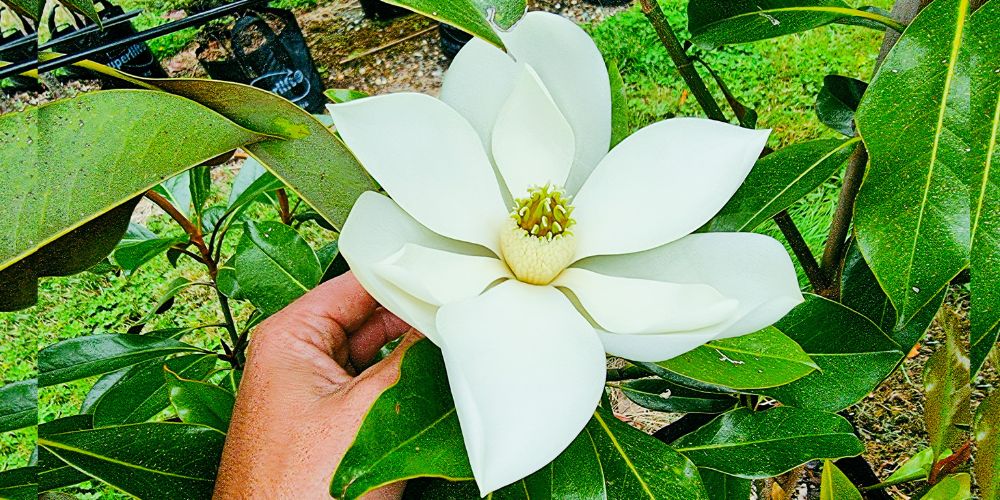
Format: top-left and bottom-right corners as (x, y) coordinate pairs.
(358, 0), (411, 21)
(195, 8), (326, 113)
(438, 23), (471, 60)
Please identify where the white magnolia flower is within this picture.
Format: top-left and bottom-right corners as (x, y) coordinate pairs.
(329, 11), (803, 495)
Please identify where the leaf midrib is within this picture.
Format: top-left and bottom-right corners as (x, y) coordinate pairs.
(675, 431), (854, 452)
(593, 412), (655, 500)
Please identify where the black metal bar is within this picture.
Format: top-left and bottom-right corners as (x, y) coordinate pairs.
(38, 9), (142, 50)
(0, 0), (266, 80)
(0, 33), (35, 54)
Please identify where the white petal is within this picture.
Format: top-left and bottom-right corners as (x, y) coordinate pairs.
(491, 64), (576, 198)
(597, 329), (720, 363)
(554, 267), (738, 334)
(576, 232), (804, 348)
(499, 12), (611, 193)
(436, 281), (606, 494)
(439, 37), (518, 155)
(572, 118), (770, 259)
(328, 94), (508, 254)
(338, 192), (496, 343)
(374, 243), (511, 306)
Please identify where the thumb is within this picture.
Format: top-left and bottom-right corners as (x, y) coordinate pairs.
(344, 329), (426, 404)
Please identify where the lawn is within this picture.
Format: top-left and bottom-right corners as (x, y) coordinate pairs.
(3, 0), (894, 497)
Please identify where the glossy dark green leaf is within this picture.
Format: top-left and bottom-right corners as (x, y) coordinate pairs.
(4, 0), (43, 21)
(687, 0), (894, 48)
(699, 469), (750, 500)
(620, 378), (736, 413)
(0, 89), (266, 272)
(820, 460), (861, 500)
(325, 89), (369, 104)
(973, 390), (999, 499)
(80, 369), (131, 414)
(672, 407), (863, 478)
(153, 171), (192, 218)
(646, 327), (817, 390)
(200, 205), (226, 233)
(39, 334), (204, 387)
(0, 379), (36, 433)
(923, 308), (972, 459)
(879, 447), (947, 487)
(111, 224), (186, 274)
(37, 415), (94, 492)
(384, 0), (525, 48)
(233, 221), (321, 315)
(227, 160), (281, 210)
(968, 0), (1000, 377)
(759, 294), (903, 412)
(78, 63), (378, 231)
(853, 0), (970, 325)
(0, 466), (38, 500)
(91, 354), (217, 427)
(706, 138), (856, 232)
(138, 277), (194, 324)
(188, 166), (212, 219)
(165, 370), (235, 433)
(816, 75), (868, 136)
(38, 422), (225, 499)
(832, 5), (892, 30)
(608, 59), (629, 149)
(922, 473), (972, 499)
(215, 257), (243, 300)
(58, 0), (101, 26)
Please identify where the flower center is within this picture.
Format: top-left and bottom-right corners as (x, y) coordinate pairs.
(499, 184), (577, 285)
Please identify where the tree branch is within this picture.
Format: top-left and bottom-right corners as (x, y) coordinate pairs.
(637, 0), (727, 122)
(818, 145), (868, 297)
(774, 210), (824, 291)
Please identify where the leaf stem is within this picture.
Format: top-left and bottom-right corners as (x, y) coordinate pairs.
(774, 210), (824, 291)
(846, 8), (907, 32)
(145, 190), (218, 278)
(276, 188), (292, 225)
(637, 0), (727, 122)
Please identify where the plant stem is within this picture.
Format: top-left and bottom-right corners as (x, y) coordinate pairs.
(145, 190), (218, 278)
(216, 288), (241, 364)
(276, 188), (292, 225)
(774, 210), (824, 290)
(818, 145), (868, 297)
(637, 0), (727, 122)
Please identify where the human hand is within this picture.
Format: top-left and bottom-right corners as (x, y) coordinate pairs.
(214, 272), (415, 499)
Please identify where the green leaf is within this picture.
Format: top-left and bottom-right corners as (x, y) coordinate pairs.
(0, 379), (36, 433)
(201, 205), (227, 233)
(758, 294), (903, 412)
(687, 0), (892, 48)
(672, 407), (863, 478)
(91, 354), (217, 427)
(706, 138), (857, 232)
(921, 473), (971, 500)
(840, 240), (946, 350)
(816, 75), (868, 136)
(923, 308), (972, 459)
(112, 223), (186, 274)
(645, 327), (817, 390)
(37, 415), (94, 492)
(138, 277), (194, 324)
(384, 0), (525, 48)
(39, 334), (204, 387)
(0, 467), (38, 500)
(4, 0), (43, 21)
(38, 422), (225, 499)
(325, 89), (369, 104)
(215, 258), (243, 300)
(227, 159), (281, 210)
(698, 469), (750, 500)
(0, 89), (266, 272)
(76, 63), (378, 231)
(820, 460), (861, 500)
(233, 221), (322, 315)
(968, 0), (1000, 376)
(165, 369), (235, 433)
(608, 59), (629, 149)
(879, 447), (951, 487)
(80, 370), (131, 414)
(853, 0), (970, 325)
(619, 378), (736, 414)
(188, 165), (212, 219)
(973, 390), (999, 499)
(153, 171), (192, 218)
(58, 0), (101, 27)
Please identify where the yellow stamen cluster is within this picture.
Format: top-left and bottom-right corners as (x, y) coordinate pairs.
(511, 184), (575, 239)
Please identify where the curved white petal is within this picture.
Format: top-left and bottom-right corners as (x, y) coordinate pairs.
(436, 280), (606, 494)
(328, 94), (508, 254)
(572, 118), (770, 259)
(499, 11), (611, 193)
(339, 192), (496, 343)
(575, 232), (804, 354)
(374, 243), (511, 306)
(554, 267), (738, 334)
(596, 329), (720, 363)
(492, 64), (575, 198)
(439, 37), (518, 155)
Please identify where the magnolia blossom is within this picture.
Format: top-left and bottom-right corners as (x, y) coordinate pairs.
(329, 12), (803, 495)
